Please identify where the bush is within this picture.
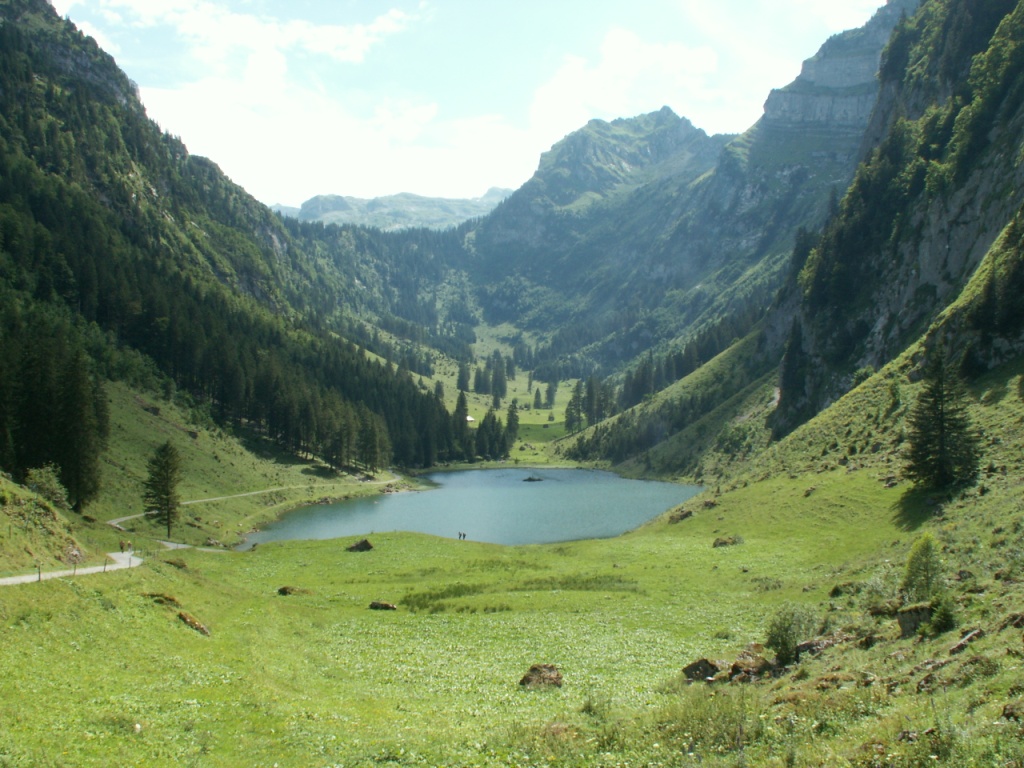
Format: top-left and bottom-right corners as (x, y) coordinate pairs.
(24, 464), (70, 510)
(926, 594), (958, 635)
(765, 603), (817, 666)
(901, 533), (943, 602)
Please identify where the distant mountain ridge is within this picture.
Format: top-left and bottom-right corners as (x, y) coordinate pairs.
(273, 187), (512, 230)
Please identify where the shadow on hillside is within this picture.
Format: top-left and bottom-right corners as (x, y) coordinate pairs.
(892, 486), (939, 531)
(301, 464), (337, 478)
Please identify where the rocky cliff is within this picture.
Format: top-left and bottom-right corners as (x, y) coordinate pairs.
(763, 0), (921, 131)
(773, 0), (1024, 434)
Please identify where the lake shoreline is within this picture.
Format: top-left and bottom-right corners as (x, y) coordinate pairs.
(240, 467), (701, 550)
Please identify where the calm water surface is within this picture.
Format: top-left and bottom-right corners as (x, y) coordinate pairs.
(242, 468), (700, 548)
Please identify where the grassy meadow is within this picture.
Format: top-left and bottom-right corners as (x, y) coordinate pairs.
(3, 340), (1024, 765)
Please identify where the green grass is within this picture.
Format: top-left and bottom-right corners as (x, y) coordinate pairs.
(5, 339), (1024, 764)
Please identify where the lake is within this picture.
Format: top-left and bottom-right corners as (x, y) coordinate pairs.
(241, 468), (700, 548)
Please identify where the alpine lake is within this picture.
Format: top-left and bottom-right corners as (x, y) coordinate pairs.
(242, 468), (700, 548)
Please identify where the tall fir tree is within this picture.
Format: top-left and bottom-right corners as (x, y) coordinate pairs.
(56, 348), (105, 511)
(143, 441), (183, 539)
(505, 400), (520, 446)
(904, 349), (980, 489)
(451, 390), (472, 460)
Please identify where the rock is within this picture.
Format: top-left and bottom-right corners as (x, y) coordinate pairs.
(829, 581), (861, 598)
(519, 663), (563, 688)
(1002, 700), (1024, 721)
(369, 601), (397, 610)
(177, 611), (210, 636)
(999, 613), (1024, 631)
(144, 592), (181, 607)
(949, 629), (984, 656)
(858, 633), (879, 650)
(897, 604), (933, 638)
(731, 649), (773, 680)
(682, 658), (728, 682)
(347, 538), (373, 552)
(669, 509), (693, 523)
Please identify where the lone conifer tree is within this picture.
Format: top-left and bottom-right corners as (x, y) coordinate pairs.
(143, 441), (182, 539)
(904, 349), (980, 489)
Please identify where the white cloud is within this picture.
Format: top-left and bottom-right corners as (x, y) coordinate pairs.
(91, 0), (416, 71)
(529, 27), (717, 141)
(75, 19), (120, 54)
(788, 0), (892, 31)
(47, 0), (78, 17)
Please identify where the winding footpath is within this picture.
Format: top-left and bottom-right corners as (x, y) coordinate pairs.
(1, 474), (401, 587)
(0, 550), (142, 587)
(1, 473), (403, 585)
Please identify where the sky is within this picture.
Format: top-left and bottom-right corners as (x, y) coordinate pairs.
(49, 0), (888, 207)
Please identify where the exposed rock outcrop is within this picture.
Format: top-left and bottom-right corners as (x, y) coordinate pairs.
(764, 0), (921, 131)
(519, 664), (563, 688)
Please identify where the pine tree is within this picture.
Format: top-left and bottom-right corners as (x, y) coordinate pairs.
(452, 390), (472, 460)
(565, 380), (584, 434)
(56, 349), (104, 511)
(505, 400), (519, 446)
(457, 362), (470, 392)
(904, 349), (980, 489)
(143, 441), (182, 539)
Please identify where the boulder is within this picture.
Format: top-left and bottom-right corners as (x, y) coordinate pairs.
(897, 604), (933, 638)
(519, 663), (563, 688)
(1002, 700), (1024, 722)
(949, 629), (984, 656)
(731, 648), (773, 680)
(347, 538), (373, 552)
(682, 658), (728, 682)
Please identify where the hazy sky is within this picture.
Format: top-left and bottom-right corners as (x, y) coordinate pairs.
(49, 1), (888, 206)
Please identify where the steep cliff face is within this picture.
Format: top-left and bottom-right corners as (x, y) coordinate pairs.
(774, 0), (1024, 434)
(763, 0), (921, 130)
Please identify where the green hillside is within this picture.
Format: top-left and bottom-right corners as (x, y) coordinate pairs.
(4, 0), (1024, 765)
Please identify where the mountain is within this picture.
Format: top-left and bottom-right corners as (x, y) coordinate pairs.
(0, 0), (468, 482)
(9, 0), (1024, 763)
(569, 0), (1024, 475)
(273, 187), (512, 230)
(773, 0), (1023, 433)
(462, 0), (919, 377)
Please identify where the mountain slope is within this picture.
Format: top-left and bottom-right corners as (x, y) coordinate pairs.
(0, 0), (461, 480)
(462, 1), (918, 376)
(775, 0), (1024, 434)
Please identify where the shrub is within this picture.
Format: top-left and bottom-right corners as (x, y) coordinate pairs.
(765, 603), (817, 666)
(24, 464), (70, 510)
(926, 593), (958, 635)
(901, 533), (943, 602)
